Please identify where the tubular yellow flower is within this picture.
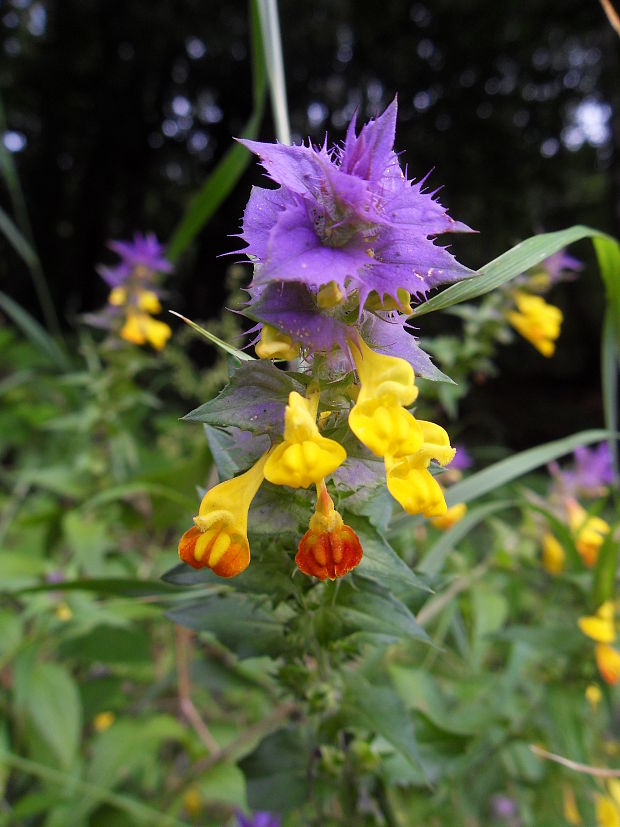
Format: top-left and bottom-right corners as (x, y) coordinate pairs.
(120, 311), (172, 350)
(264, 392), (346, 488)
(365, 287), (413, 315)
(385, 420), (456, 517)
(578, 602), (616, 643)
(431, 502), (467, 530)
(348, 339), (422, 458)
(542, 532), (565, 575)
(506, 291), (563, 357)
(567, 500), (610, 568)
(296, 481), (363, 580)
(255, 324), (300, 360)
(108, 286), (128, 306)
(596, 644), (620, 686)
(178, 450), (271, 577)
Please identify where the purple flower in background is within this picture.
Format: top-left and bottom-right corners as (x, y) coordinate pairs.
(491, 794), (518, 819)
(542, 249), (583, 284)
(98, 232), (172, 286)
(449, 444), (473, 471)
(549, 442), (616, 498)
(235, 812), (281, 827)
(238, 97), (473, 311)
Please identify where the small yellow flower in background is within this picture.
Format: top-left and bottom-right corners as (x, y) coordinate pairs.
(541, 532), (565, 575)
(596, 644), (620, 686)
(597, 780), (620, 827)
(178, 449), (272, 577)
(567, 499), (610, 568)
(562, 784), (581, 825)
(183, 785), (202, 818)
(431, 502), (467, 530)
(385, 420), (455, 517)
(120, 311), (172, 351)
(586, 683), (603, 710)
(55, 602), (72, 622)
(264, 392), (346, 488)
(93, 711), (115, 733)
(579, 602), (616, 643)
(255, 324), (300, 360)
(506, 290), (563, 357)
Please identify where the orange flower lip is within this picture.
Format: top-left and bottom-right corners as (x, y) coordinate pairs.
(296, 523), (363, 581)
(178, 525), (250, 578)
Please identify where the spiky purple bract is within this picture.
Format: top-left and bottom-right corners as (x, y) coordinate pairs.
(239, 98), (472, 310)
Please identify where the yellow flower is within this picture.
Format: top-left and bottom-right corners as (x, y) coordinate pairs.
(109, 286), (128, 306)
(563, 784), (581, 825)
(597, 782), (620, 827)
(586, 683), (603, 710)
(183, 786), (202, 817)
(365, 287), (413, 315)
(385, 421), (455, 517)
(178, 450), (272, 577)
(431, 502), (467, 530)
(136, 289), (162, 314)
(578, 602), (616, 643)
(93, 711), (115, 733)
(506, 291), (563, 357)
(567, 500), (610, 568)
(348, 339), (421, 458)
(264, 392), (346, 488)
(596, 644), (620, 686)
(542, 532), (565, 575)
(120, 311), (172, 350)
(255, 324), (300, 360)
(55, 603), (72, 622)
(317, 281), (345, 309)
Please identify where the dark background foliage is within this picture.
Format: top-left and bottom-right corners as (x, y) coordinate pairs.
(1, 0), (618, 445)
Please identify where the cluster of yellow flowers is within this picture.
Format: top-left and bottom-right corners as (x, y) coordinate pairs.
(179, 338), (458, 580)
(506, 290), (563, 357)
(109, 284), (171, 351)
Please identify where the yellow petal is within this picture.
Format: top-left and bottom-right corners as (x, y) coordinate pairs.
(596, 644), (620, 685)
(350, 338), (417, 408)
(348, 400), (423, 458)
(137, 289), (162, 314)
(507, 291), (563, 357)
(385, 455), (448, 517)
(542, 532), (565, 575)
(578, 615), (615, 643)
(255, 324), (300, 360)
(596, 794), (620, 827)
(431, 502), (467, 530)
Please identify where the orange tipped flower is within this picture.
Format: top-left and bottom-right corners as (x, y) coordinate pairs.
(596, 644), (620, 686)
(295, 481), (363, 580)
(178, 450), (271, 578)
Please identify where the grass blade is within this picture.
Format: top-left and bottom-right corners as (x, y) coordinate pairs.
(0, 290), (68, 368)
(169, 311), (254, 361)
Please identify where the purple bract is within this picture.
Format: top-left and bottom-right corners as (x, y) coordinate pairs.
(239, 98), (472, 308)
(235, 812), (281, 827)
(98, 232), (172, 286)
(549, 442), (616, 498)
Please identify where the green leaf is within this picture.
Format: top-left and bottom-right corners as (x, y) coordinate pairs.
(167, 593), (287, 658)
(446, 430), (610, 510)
(342, 672), (422, 771)
(0, 204), (38, 267)
(183, 361), (303, 437)
(241, 728), (309, 811)
(347, 515), (429, 594)
(0, 290), (68, 368)
(79, 482), (196, 512)
(18, 662), (82, 768)
(337, 578), (429, 643)
(416, 500), (516, 577)
(601, 308), (619, 473)
(6, 577), (179, 598)
(169, 311), (254, 362)
(592, 527), (620, 608)
(166, 0), (266, 261)
(411, 226), (614, 317)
